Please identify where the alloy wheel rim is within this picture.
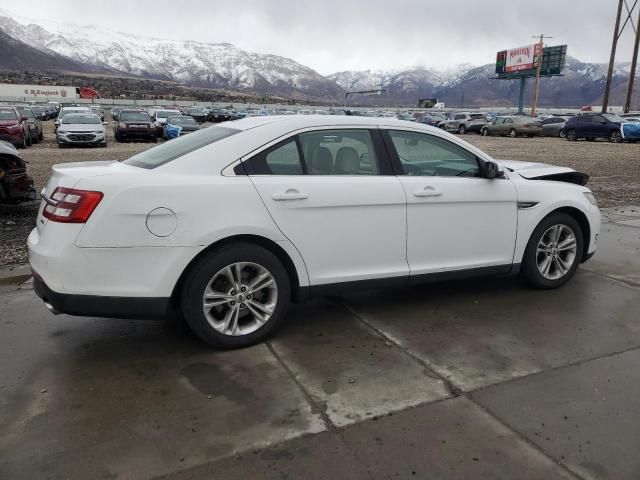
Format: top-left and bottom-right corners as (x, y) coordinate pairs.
(536, 224), (577, 280)
(202, 262), (278, 336)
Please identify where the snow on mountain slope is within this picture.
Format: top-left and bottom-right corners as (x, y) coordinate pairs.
(0, 8), (343, 100)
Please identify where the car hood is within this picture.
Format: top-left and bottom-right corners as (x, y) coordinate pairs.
(499, 160), (589, 185)
(58, 124), (104, 132)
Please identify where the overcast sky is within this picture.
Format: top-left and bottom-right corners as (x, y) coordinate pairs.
(13, 0), (640, 74)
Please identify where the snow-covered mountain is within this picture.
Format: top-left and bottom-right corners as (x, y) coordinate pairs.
(0, 8), (343, 100)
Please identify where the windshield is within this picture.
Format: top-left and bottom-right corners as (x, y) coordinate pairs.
(124, 126), (240, 169)
(0, 109), (18, 120)
(157, 111), (181, 118)
(602, 114), (624, 123)
(62, 114), (101, 125)
(120, 111), (150, 122)
(168, 116), (196, 125)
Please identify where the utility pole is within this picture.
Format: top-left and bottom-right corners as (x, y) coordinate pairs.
(603, 0), (624, 112)
(624, 6), (640, 112)
(530, 34), (552, 116)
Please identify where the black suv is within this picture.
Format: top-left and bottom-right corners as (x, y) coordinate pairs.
(114, 110), (157, 143)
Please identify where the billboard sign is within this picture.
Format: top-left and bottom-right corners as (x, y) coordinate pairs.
(495, 45), (567, 78)
(505, 44), (540, 73)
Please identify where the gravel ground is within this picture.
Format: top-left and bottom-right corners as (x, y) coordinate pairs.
(1, 119), (639, 267)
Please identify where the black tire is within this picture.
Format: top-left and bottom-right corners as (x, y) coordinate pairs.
(566, 129), (577, 141)
(509, 128), (517, 138)
(17, 135), (27, 149)
(458, 125), (466, 134)
(609, 130), (622, 143)
(481, 128), (489, 136)
(559, 129), (566, 138)
(521, 212), (584, 289)
(114, 132), (120, 142)
(100, 142), (107, 148)
(58, 142), (66, 148)
(38, 130), (44, 141)
(181, 243), (291, 349)
(26, 133), (32, 147)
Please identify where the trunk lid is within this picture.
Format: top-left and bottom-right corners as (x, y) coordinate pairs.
(37, 160), (140, 233)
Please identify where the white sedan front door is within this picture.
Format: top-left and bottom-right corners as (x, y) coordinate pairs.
(244, 128), (408, 286)
(383, 128), (518, 276)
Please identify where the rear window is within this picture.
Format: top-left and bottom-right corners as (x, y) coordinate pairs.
(123, 126), (240, 169)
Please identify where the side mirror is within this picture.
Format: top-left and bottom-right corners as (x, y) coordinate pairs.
(21, 116), (28, 122)
(481, 160), (504, 179)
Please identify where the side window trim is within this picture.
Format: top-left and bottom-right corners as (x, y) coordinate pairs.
(380, 128), (481, 177)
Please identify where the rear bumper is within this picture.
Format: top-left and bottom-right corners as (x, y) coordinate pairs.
(33, 275), (170, 320)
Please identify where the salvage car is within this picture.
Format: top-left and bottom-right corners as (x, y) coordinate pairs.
(0, 106), (30, 148)
(30, 116), (600, 349)
(564, 113), (624, 143)
(0, 140), (35, 203)
(16, 106), (43, 144)
(114, 110), (157, 143)
(186, 107), (208, 124)
(56, 113), (107, 148)
(154, 109), (182, 137)
(163, 115), (200, 139)
(542, 116), (569, 138)
(481, 116), (543, 137)
(439, 112), (486, 134)
(54, 106), (92, 132)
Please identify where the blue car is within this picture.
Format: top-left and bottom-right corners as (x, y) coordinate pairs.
(564, 113), (624, 143)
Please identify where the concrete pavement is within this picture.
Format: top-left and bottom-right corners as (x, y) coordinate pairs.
(1, 207), (639, 479)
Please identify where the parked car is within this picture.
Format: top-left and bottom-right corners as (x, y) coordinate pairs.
(542, 116), (569, 138)
(208, 109), (232, 123)
(31, 105), (48, 121)
(481, 116), (543, 137)
(439, 112), (486, 134)
(564, 114), (624, 143)
(163, 115), (200, 139)
(114, 110), (157, 143)
(417, 114), (444, 127)
(466, 114), (493, 134)
(89, 105), (105, 122)
(30, 116), (600, 349)
(154, 109), (182, 137)
(186, 107), (207, 124)
(0, 106), (30, 148)
(56, 113), (107, 148)
(54, 107), (92, 132)
(111, 106), (125, 121)
(16, 106), (43, 144)
(0, 140), (35, 203)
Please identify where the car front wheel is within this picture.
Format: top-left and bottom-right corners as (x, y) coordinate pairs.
(521, 212), (584, 289)
(509, 128), (517, 138)
(481, 128), (489, 136)
(181, 243), (291, 348)
(458, 125), (466, 134)
(566, 129), (577, 141)
(609, 130), (622, 143)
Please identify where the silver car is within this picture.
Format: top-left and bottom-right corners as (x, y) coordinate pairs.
(56, 113), (107, 148)
(542, 116), (569, 138)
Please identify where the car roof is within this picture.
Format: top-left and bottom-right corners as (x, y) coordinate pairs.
(225, 114), (438, 132)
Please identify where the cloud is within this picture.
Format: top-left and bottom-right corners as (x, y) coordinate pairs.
(14, 0), (639, 74)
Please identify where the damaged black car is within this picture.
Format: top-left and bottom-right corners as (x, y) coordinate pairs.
(0, 141), (36, 204)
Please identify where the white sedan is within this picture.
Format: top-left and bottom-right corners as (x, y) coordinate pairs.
(29, 116), (600, 348)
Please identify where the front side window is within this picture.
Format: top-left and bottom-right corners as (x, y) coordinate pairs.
(387, 130), (479, 177)
(298, 129), (379, 175)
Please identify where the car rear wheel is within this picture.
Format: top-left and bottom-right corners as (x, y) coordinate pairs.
(481, 128), (489, 136)
(559, 129), (566, 138)
(609, 130), (622, 143)
(181, 243), (291, 349)
(509, 128), (517, 138)
(521, 212), (583, 289)
(458, 125), (466, 134)
(26, 133), (32, 147)
(566, 129), (577, 141)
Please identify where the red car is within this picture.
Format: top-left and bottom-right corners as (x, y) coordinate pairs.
(0, 107), (29, 148)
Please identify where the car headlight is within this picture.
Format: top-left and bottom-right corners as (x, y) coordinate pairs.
(57, 129), (67, 134)
(583, 192), (597, 206)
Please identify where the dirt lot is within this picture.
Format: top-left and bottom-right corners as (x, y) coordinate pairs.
(1, 119), (639, 267)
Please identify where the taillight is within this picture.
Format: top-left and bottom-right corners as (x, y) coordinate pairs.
(42, 187), (103, 223)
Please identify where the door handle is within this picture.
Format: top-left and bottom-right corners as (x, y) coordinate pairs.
(272, 189), (309, 201)
(413, 186), (443, 197)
